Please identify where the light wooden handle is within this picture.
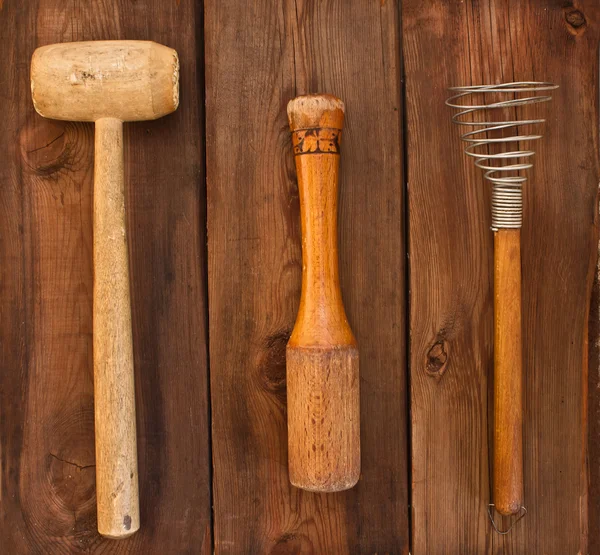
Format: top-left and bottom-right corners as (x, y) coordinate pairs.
(286, 95), (360, 492)
(93, 117), (140, 538)
(493, 228), (524, 515)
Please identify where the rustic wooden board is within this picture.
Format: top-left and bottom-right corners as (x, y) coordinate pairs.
(4, 0), (600, 552)
(205, 0), (408, 553)
(0, 1), (211, 553)
(590, 243), (600, 553)
(403, 0), (600, 553)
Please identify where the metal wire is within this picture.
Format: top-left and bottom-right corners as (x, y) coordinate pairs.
(487, 504), (527, 535)
(446, 82), (558, 230)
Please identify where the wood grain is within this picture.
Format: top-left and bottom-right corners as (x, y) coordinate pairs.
(4, 0), (598, 552)
(93, 117), (139, 538)
(31, 41), (179, 123)
(206, 0), (408, 552)
(589, 224), (600, 553)
(493, 229), (523, 516)
(404, 0), (600, 552)
(32, 39), (180, 538)
(286, 95), (360, 493)
(0, 0), (211, 552)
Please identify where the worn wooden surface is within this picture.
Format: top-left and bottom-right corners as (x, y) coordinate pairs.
(0, 0), (211, 552)
(3, 0), (600, 553)
(93, 116), (140, 539)
(286, 96), (360, 494)
(206, 0), (408, 553)
(404, 0), (600, 553)
(590, 233), (600, 554)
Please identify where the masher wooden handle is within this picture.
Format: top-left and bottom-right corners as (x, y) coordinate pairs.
(286, 95), (360, 492)
(93, 117), (140, 538)
(493, 228), (524, 515)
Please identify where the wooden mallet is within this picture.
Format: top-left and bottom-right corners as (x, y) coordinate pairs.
(286, 95), (360, 492)
(31, 40), (179, 538)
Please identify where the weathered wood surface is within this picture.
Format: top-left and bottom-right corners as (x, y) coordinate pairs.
(403, 0), (600, 553)
(0, 0), (211, 552)
(205, 0), (408, 553)
(588, 215), (600, 555)
(286, 96), (361, 494)
(3, 0), (600, 552)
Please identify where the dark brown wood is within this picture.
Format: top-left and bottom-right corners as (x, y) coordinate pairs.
(206, 1), (408, 553)
(5, 0), (600, 552)
(0, 1), (211, 552)
(589, 230), (600, 554)
(404, 0), (600, 552)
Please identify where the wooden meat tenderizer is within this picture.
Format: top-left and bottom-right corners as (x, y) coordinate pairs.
(31, 40), (179, 538)
(286, 95), (360, 492)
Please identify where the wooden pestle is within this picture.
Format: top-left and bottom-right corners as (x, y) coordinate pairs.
(286, 94), (360, 492)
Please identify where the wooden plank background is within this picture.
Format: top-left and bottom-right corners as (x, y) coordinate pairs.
(0, 0), (212, 553)
(404, 0), (600, 553)
(205, 1), (408, 553)
(0, 0), (599, 553)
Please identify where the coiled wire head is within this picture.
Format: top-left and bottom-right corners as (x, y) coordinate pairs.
(446, 82), (558, 230)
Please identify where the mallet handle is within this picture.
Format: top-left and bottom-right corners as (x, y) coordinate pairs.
(493, 228), (524, 515)
(93, 117), (140, 538)
(286, 96), (360, 492)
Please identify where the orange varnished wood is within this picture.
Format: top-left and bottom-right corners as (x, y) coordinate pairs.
(286, 95), (360, 492)
(493, 228), (524, 516)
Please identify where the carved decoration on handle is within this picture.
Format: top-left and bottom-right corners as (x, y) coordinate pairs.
(292, 128), (342, 155)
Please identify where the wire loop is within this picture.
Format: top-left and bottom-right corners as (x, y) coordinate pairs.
(446, 82), (558, 230)
(487, 504), (527, 534)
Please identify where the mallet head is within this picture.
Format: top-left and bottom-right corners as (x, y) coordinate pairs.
(31, 40), (179, 122)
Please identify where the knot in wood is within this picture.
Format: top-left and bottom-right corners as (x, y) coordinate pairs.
(257, 330), (291, 405)
(566, 9), (585, 27)
(20, 119), (86, 178)
(425, 340), (449, 378)
(271, 532), (313, 554)
(44, 407), (97, 538)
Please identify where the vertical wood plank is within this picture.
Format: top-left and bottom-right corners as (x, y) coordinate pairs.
(0, 0), (211, 552)
(404, 0), (600, 553)
(206, 1), (408, 553)
(0, 3), (37, 553)
(589, 238), (600, 553)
